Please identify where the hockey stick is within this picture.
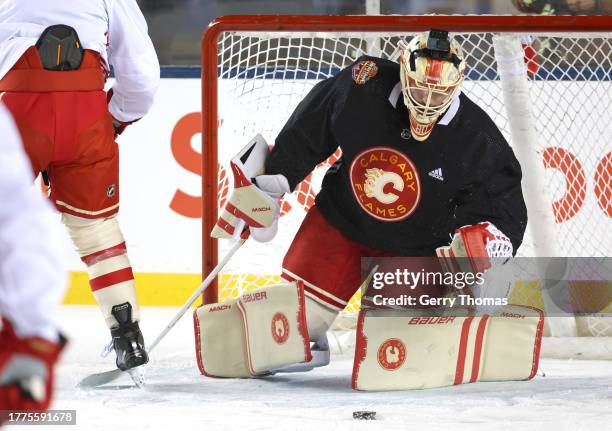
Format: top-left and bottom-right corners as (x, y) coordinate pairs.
(77, 235), (247, 388)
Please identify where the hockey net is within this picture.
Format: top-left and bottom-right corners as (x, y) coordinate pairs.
(201, 15), (612, 357)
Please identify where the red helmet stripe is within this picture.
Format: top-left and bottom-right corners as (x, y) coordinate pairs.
(424, 59), (444, 84)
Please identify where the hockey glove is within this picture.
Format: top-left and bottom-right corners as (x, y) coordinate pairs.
(211, 134), (290, 242)
(0, 319), (66, 415)
(436, 222), (513, 300)
(436, 222), (513, 273)
(249, 174), (290, 242)
(107, 89), (139, 137)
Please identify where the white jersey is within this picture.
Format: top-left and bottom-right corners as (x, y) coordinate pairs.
(0, 103), (67, 342)
(0, 0), (160, 122)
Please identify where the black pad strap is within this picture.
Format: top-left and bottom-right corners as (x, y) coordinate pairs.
(36, 25), (84, 71)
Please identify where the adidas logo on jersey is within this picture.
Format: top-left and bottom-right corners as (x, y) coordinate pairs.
(428, 168), (444, 181)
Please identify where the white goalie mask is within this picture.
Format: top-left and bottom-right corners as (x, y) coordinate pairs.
(399, 30), (466, 141)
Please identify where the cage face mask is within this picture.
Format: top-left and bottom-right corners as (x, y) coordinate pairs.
(399, 30), (466, 141)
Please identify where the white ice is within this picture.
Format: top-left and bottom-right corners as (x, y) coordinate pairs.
(17, 306), (612, 431)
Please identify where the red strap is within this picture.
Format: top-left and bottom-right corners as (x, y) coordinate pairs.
(470, 315), (489, 383)
(454, 316), (474, 385)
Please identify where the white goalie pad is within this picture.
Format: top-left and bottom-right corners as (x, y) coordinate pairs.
(194, 282), (312, 377)
(238, 283), (312, 374)
(211, 134), (280, 239)
(194, 299), (251, 377)
(352, 305), (543, 391)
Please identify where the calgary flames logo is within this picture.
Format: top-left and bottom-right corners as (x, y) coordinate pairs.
(271, 312), (290, 345)
(377, 338), (406, 371)
(350, 147), (421, 221)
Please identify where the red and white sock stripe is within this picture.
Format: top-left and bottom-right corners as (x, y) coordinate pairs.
(81, 242), (134, 292)
(81, 242), (138, 327)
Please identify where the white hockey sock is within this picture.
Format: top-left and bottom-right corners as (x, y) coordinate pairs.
(63, 214), (139, 328)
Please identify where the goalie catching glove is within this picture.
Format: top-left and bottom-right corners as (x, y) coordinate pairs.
(211, 134), (290, 242)
(435, 222), (514, 301)
(436, 222), (513, 274)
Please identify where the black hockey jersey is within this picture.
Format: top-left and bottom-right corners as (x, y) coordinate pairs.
(266, 56), (527, 256)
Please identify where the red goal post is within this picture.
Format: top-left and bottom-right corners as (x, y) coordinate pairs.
(200, 15), (612, 344)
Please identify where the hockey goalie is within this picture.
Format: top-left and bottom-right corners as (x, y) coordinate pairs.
(195, 29), (544, 390)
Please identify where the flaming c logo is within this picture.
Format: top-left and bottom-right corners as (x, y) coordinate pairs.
(271, 312), (290, 345)
(350, 147), (421, 221)
(377, 338), (406, 371)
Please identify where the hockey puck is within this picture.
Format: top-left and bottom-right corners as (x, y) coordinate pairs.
(353, 411), (376, 420)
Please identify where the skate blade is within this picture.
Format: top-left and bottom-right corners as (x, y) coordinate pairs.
(77, 369), (124, 388)
(127, 366), (146, 387)
(77, 366), (146, 388)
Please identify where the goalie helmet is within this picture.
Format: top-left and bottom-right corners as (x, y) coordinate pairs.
(399, 29), (466, 141)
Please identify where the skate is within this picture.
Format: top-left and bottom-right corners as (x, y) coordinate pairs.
(110, 303), (149, 372)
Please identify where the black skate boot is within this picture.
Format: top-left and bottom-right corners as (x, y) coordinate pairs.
(110, 303), (148, 371)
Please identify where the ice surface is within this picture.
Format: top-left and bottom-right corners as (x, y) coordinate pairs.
(28, 306), (612, 431)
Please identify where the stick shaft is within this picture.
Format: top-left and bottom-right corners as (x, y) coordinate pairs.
(148, 238), (246, 353)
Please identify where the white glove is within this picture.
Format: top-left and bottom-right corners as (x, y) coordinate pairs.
(249, 174), (290, 242)
(211, 134), (289, 243)
(436, 222), (514, 304)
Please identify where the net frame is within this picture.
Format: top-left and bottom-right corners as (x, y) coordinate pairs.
(201, 16), (612, 341)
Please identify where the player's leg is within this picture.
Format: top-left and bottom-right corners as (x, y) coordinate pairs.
(61, 214), (146, 370)
(51, 92), (147, 371)
(1, 47), (145, 371)
(281, 205), (366, 340)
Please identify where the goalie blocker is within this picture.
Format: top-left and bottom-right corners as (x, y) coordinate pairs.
(194, 282), (312, 377)
(211, 134), (290, 243)
(352, 305), (543, 391)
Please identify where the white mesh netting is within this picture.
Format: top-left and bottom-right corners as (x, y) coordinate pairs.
(209, 29), (611, 338)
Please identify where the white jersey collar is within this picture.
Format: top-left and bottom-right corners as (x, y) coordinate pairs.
(437, 92), (462, 126)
